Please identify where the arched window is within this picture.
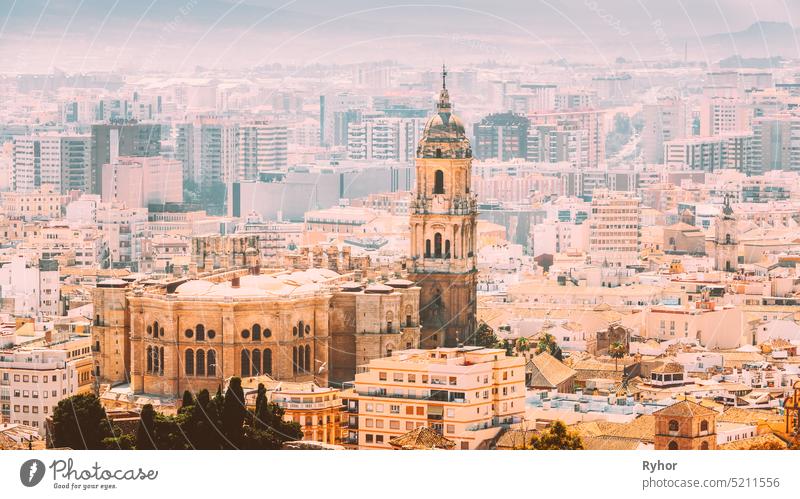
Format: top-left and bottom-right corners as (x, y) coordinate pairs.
(405, 305), (413, 327)
(264, 328), (272, 338)
(445, 240), (451, 258)
(196, 350), (205, 376)
(160, 328), (164, 337)
(298, 321), (304, 338)
(700, 441), (709, 450)
(292, 347), (298, 374)
(668, 420), (679, 432)
(425, 239), (431, 258)
(252, 324), (261, 341)
(700, 420), (709, 432)
(185, 349), (194, 376)
(305, 325), (311, 336)
(153, 346), (160, 374)
(196, 324), (205, 341)
(386, 311), (393, 333)
(146, 346), (153, 373)
(241, 350), (251, 377)
(263, 349), (272, 375)
(668, 441), (678, 450)
(725, 233), (731, 244)
(292, 326), (298, 337)
(298, 346), (305, 373)
(433, 170), (444, 194)
(435, 148), (442, 159)
(147, 325), (152, 336)
(252, 349), (261, 376)
(160, 347), (164, 374)
(207, 350), (216, 376)
(304, 345), (311, 372)
(434, 233), (442, 258)
(153, 321), (159, 336)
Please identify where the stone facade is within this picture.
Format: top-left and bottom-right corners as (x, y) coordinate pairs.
(408, 68), (478, 348)
(92, 279), (132, 385)
(654, 400), (717, 450)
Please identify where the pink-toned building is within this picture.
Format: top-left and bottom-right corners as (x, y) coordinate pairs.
(101, 156), (183, 208)
(343, 346), (526, 450)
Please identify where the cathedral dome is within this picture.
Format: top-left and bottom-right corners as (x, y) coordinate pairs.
(417, 66), (472, 159)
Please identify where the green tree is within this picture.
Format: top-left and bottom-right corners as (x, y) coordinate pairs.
(181, 390), (194, 410)
(467, 321), (500, 348)
(536, 333), (563, 361)
(516, 337), (531, 353)
(135, 404), (157, 450)
(51, 394), (112, 450)
(528, 421), (583, 450)
(222, 377), (247, 448)
(609, 341), (626, 373)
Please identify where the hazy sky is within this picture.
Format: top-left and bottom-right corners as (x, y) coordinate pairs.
(0, 0), (798, 73)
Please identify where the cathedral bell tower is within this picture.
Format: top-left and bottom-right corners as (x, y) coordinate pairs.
(713, 195), (738, 273)
(409, 66), (478, 348)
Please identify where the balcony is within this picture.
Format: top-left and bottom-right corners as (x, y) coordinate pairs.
(355, 390), (468, 403)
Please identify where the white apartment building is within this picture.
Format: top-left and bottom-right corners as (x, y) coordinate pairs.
(19, 223), (106, 268)
(641, 96), (687, 164)
(589, 189), (641, 268)
(0, 255), (60, 318)
(347, 117), (422, 162)
(0, 186), (65, 221)
(101, 156), (183, 209)
(0, 333), (94, 434)
(699, 97), (752, 136)
(238, 121), (288, 180)
(664, 133), (754, 172)
(344, 347), (526, 450)
(11, 135), (91, 194)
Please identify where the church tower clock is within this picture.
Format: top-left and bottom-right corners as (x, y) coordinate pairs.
(409, 66), (478, 348)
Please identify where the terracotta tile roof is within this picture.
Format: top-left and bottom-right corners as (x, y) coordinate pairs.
(388, 426), (456, 450)
(653, 400), (718, 419)
(495, 429), (537, 450)
(652, 362), (684, 374)
(581, 435), (644, 450)
(526, 352), (577, 388)
(717, 407), (784, 425)
(573, 415), (656, 443)
(718, 433), (788, 450)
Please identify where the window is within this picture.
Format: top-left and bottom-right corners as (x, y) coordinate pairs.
(408, 374), (416, 383)
(376, 419), (384, 428)
(393, 373), (403, 382)
(241, 329), (250, 339)
(668, 441), (679, 450)
(305, 345), (311, 372)
(264, 328), (272, 338)
(390, 405), (400, 414)
(185, 329), (193, 339)
(379, 372), (387, 381)
(365, 418), (374, 428)
(365, 434), (373, 444)
(252, 324), (261, 341)
(668, 420), (679, 432)
(263, 349), (272, 376)
(241, 350), (251, 377)
(207, 350), (216, 376)
(252, 349), (261, 376)
(446, 425), (455, 434)
(196, 350), (205, 376)
(433, 170), (444, 194)
(196, 324), (205, 342)
(416, 407), (424, 416)
(146, 346), (153, 373)
(207, 330), (216, 340)
(405, 406), (414, 415)
(434, 233), (442, 258)
(700, 441), (709, 450)
(700, 420), (709, 433)
(375, 435), (384, 444)
(182, 349), (195, 376)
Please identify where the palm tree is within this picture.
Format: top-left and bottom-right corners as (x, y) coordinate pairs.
(609, 341), (626, 373)
(536, 333), (563, 360)
(516, 337), (530, 354)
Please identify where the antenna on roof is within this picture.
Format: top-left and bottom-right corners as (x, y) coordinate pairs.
(442, 63), (447, 90)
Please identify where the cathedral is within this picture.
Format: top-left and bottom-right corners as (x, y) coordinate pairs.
(409, 66), (478, 348)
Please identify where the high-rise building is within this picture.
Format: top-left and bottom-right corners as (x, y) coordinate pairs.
(346, 117), (422, 162)
(699, 97), (752, 136)
(528, 110), (605, 168)
(238, 121), (288, 181)
(751, 113), (800, 175)
(588, 189), (641, 268)
(473, 112), (529, 161)
(11, 135), (91, 193)
(101, 156), (183, 209)
(193, 120), (238, 185)
(642, 96), (687, 164)
(409, 68), (477, 348)
(90, 123), (161, 194)
(664, 134), (754, 172)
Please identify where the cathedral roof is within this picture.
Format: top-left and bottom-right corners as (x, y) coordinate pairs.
(417, 65), (471, 159)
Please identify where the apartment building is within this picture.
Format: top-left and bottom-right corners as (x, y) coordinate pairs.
(589, 189), (641, 268)
(0, 332), (94, 434)
(343, 347), (525, 450)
